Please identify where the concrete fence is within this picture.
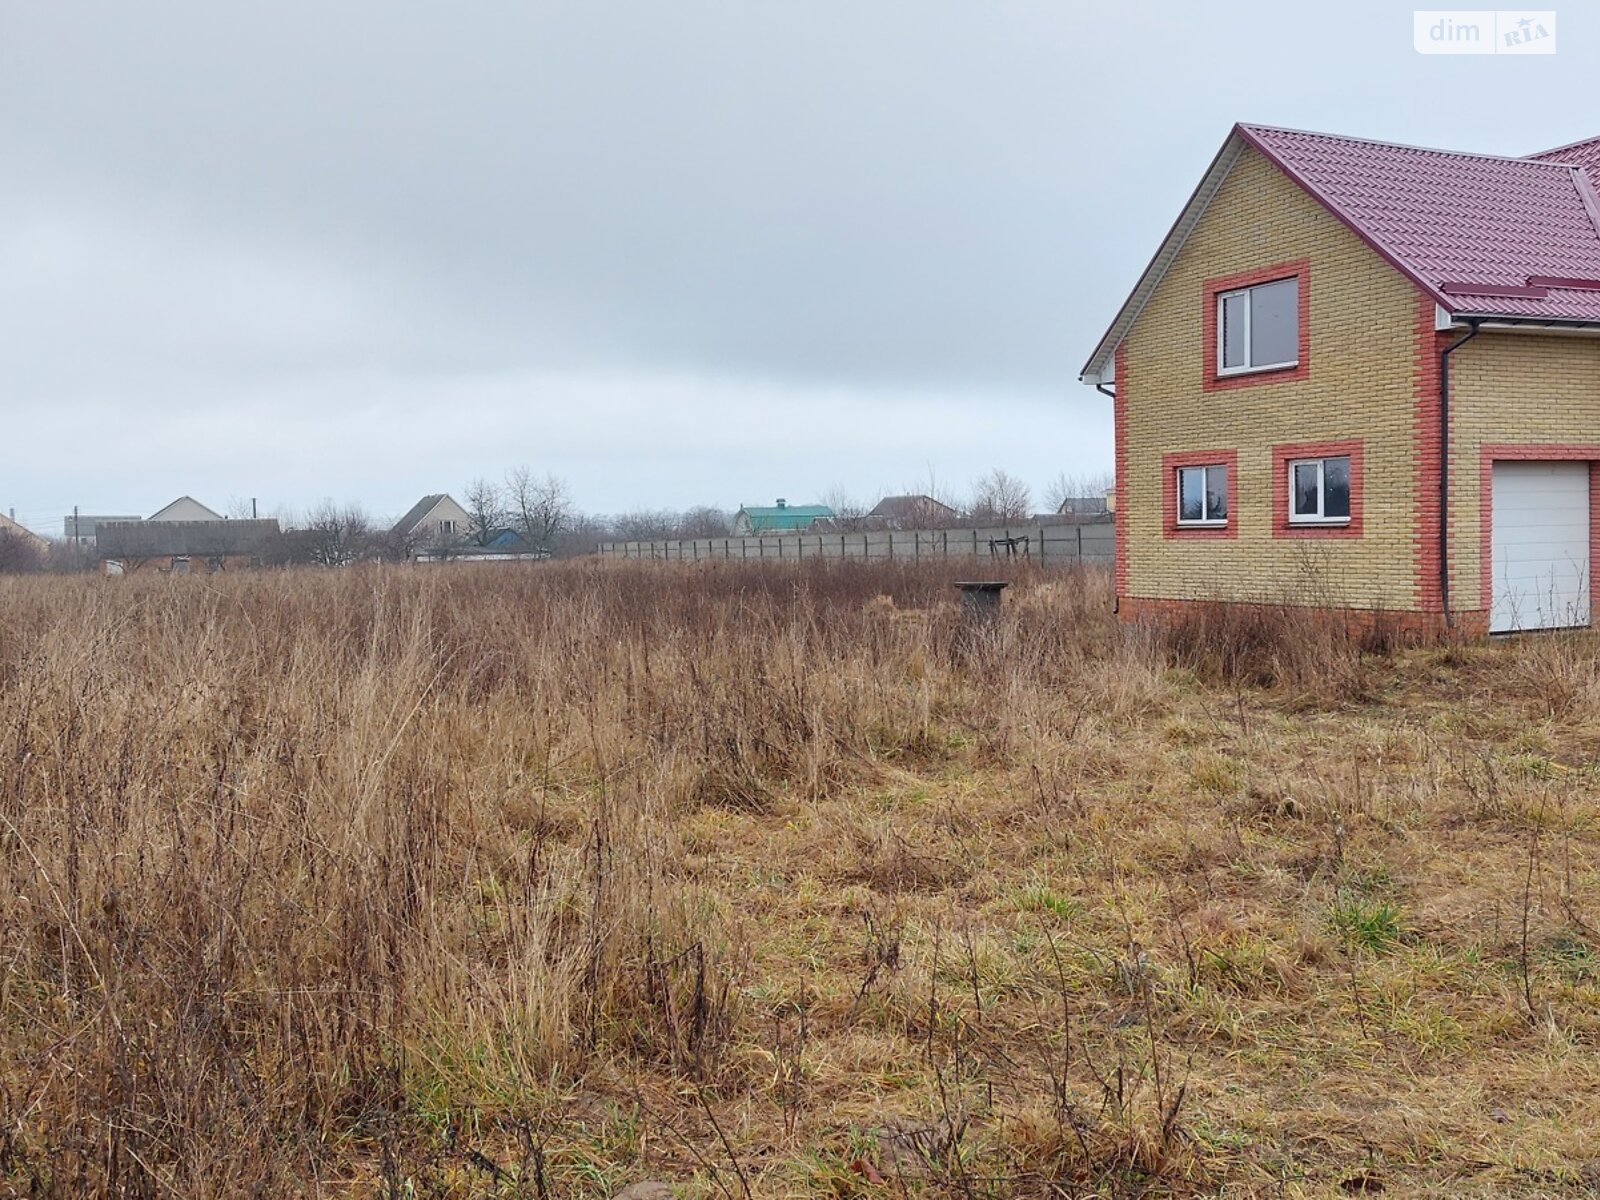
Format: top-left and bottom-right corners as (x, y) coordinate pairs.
(597, 522), (1114, 566)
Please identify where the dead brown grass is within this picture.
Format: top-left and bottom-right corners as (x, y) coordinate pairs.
(0, 561), (1597, 1198)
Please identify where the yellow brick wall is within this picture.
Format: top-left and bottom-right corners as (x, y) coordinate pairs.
(1122, 147), (1421, 609)
(1447, 333), (1600, 616)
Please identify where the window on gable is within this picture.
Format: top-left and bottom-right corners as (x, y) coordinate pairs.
(439, 519), (456, 534)
(1177, 464), (1228, 525)
(1218, 277), (1298, 374)
(1289, 456), (1350, 523)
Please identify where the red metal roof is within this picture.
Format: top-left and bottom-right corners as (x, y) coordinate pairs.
(1082, 124), (1600, 382)
(1530, 134), (1600, 179)
(1238, 124), (1600, 321)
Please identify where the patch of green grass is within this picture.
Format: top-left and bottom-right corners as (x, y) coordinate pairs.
(1190, 752), (1241, 795)
(1014, 881), (1081, 923)
(1544, 930), (1596, 981)
(1504, 752), (1562, 780)
(1328, 891), (1404, 953)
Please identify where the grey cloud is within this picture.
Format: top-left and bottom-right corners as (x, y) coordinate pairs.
(0, 1), (1594, 523)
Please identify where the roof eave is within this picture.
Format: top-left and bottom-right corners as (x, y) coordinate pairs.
(1079, 129), (1249, 384)
(1442, 312), (1600, 332)
(1081, 122), (1476, 385)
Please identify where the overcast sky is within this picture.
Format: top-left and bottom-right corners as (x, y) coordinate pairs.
(2, 2), (1595, 531)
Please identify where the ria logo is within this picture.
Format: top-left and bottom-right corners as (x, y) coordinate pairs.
(1414, 10), (1557, 53)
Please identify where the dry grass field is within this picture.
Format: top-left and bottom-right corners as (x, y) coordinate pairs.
(2, 561), (1599, 1198)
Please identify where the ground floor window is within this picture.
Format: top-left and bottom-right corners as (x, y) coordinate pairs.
(1177, 463), (1229, 525)
(1290, 455), (1351, 523)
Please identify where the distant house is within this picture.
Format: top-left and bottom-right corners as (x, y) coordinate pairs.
(868, 495), (959, 530)
(731, 499), (834, 535)
(412, 527), (551, 564)
(0, 514), (47, 551)
(63, 514), (143, 547)
(148, 496), (225, 522)
(1055, 494), (1113, 520)
(98, 519), (281, 575)
(391, 494), (473, 549)
(484, 529), (530, 550)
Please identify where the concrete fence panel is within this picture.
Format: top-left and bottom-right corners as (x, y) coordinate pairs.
(597, 520), (1115, 567)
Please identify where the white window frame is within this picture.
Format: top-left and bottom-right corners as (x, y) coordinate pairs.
(1176, 463), (1229, 527)
(1216, 278), (1299, 377)
(438, 519), (456, 534)
(1288, 456), (1351, 525)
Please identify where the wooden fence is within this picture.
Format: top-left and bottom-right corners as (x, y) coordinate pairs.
(597, 522), (1113, 566)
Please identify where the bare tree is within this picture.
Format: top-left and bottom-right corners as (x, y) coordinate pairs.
(506, 466), (573, 552)
(1043, 470), (1115, 515)
(463, 477), (506, 546)
(610, 509), (679, 542)
(301, 500), (373, 567)
(676, 506), (730, 538)
(967, 469), (1033, 524)
(0, 530), (44, 574)
(44, 538), (97, 574)
(818, 486), (876, 532)
(903, 465), (963, 518)
(553, 512), (610, 558)
(368, 522), (424, 562)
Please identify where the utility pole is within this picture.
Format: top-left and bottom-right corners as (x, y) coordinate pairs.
(251, 497), (258, 519)
(73, 505), (80, 545)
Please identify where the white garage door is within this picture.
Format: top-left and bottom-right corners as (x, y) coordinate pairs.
(1490, 461), (1591, 633)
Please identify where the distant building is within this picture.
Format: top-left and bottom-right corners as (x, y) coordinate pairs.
(484, 529), (530, 550)
(0, 514), (47, 551)
(64, 514), (143, 547)
(148, 496), (225, 522)
(731, 499), (834, 535)
(1055, 494), (1112, 519)
(412, 527), (550, 563)
(868, 495), (959, 530)
(391, 494), (473, 549)
(98, 519), (281, 575)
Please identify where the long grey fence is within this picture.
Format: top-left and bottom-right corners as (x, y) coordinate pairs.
(597, 522), (1113, 566)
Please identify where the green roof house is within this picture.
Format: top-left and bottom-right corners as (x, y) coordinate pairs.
(731, 498), (834, 535)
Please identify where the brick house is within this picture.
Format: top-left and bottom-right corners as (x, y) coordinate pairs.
(1082, 123), (1600, 634)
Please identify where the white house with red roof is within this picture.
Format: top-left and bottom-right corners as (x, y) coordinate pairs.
(1083, 123), (1600, 635)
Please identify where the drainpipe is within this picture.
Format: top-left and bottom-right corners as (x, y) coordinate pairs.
(1095, 380), (1117, 611)
(1438, 320), (1480, 626)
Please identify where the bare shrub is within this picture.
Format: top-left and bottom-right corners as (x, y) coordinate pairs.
(1140, 600), (1396, 701)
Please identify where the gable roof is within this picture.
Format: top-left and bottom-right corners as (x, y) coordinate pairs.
(1082, 123), (1600, 381)
(148, 495), (224, 522)
(869, 494), (958, 520)
(390, 494), (466, 535)
(736, 503), (833, 530)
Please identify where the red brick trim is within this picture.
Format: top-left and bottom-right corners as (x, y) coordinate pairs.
(1476, 445), (1600, 621)
(1162, 449), (1238, 539)
(1202, 259), (1310, 392)
(1412, 294), (1448, 613)
(1272, 439), (1363, 538)
(1112, 344), (1129, 596)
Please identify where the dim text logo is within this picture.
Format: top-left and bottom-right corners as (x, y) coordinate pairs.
(1414, 10), (1556, 53)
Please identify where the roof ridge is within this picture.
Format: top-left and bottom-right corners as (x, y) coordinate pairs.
(1529, 133), (1600, 162)
(1568, 166), (1600, 245)
(1238, 122), (1576, 169)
